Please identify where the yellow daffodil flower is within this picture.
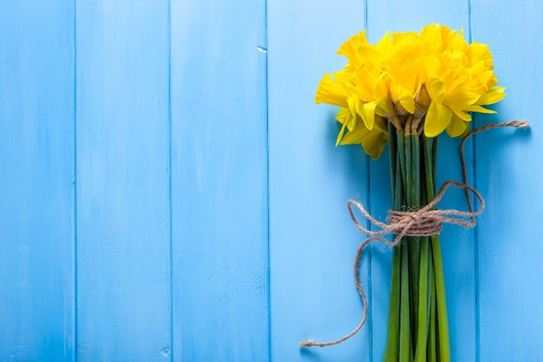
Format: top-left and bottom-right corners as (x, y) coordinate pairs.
(316, 24), (505, 158)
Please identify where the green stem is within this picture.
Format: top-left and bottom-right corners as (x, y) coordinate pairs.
(423, 138), (434, 203)
(389, 122), (397, 197)
(404, 134), (412, 206)
(397, 132), (407, 188)
(414, 136), (431, 361)
(409, 136), (421, 349)
(431, 235), (450, 362)
(427, 244), (437, 362)
(400, 241), (413, 361)
(384, 127), (401, 361)
(397, 130), (413, 361)
(404, 135), (415, 348)
(414, 239), (429, 362)
(425, 137), (451, 362)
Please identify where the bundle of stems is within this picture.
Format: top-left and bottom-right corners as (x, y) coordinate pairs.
(383, 116), (450, 362)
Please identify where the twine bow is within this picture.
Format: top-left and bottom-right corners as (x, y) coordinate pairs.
(300, 121), (529, 348)
(348, 179), (484, 247)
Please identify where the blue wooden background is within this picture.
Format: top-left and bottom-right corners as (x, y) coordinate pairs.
(0, 0), (540, 361)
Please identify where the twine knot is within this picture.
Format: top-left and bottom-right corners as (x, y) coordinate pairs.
(300, 121), (529, 349)
(347, 179), (485, 249)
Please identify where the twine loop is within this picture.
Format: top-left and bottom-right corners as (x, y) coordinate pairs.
(347, 180), (485, 248)
(300, 121), (529, 349)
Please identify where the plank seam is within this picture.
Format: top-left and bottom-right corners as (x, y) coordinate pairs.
(265, 0), (272, 360)
(168, 0), (174, 359)
(365, 1), (374, 360)
(73, 0), (79, 360)
(467, 1), (481, 360)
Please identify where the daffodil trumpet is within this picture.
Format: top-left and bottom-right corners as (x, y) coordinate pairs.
(314, 24), (506, 361)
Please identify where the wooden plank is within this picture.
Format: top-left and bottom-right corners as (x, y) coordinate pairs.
(366, 2), (475, 361)
(471, 1), (543, 360)
(76, 1), (171, 359)
(268, 1), (371, 361)
(170, 0), (269, 360)
(0, 1), (75, 360)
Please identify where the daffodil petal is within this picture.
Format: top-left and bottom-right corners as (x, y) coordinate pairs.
(335, 107), (350, 124)
(373, 115), (388, 133)
(425, 101), (452, 137)
(360, 129), (388, 159)
(376, 100), (393, 117)
(399, 96), (416, 114)
(347, 97), (361, 131)
(466, 105), (496, 114)
(337, 31), (369, 61)
(476, 86), (506, 105)
(444, 88), (480, 108)
(315, 73), (348, 107)
(339, 123), (371, 145)
(358, 101), (378, 130)
(446, 116), (468, 137)
(450, 106), (472, 122)
(335, 121), (348, 146)
(425, 79), (445, 103)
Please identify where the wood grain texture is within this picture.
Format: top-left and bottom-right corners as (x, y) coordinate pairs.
(268, 1), (370, 361)
(0, 1), (75, 360)
(76, 0), (171, 359)
(472, 1), (543, 360)
(366, 2), (475, 361)
(170, 0), (270, 360)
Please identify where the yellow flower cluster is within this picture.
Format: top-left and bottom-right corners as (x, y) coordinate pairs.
(315, 24), (505, 159)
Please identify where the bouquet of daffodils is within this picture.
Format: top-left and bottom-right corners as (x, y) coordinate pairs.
(310, 24), (507, 361)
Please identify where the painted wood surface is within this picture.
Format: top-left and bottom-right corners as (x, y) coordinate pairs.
(171, 0), (269, 360)
(0, 0), (542, 361)
(76, 0), (171, 360)
(0, 1), (75, 360)
(267, 2), (371, 361)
